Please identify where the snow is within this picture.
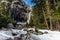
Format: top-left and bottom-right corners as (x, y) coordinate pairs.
(0, 29), (60, 40)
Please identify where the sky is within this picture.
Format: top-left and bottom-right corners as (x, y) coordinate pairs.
(23, 0), (35, 7)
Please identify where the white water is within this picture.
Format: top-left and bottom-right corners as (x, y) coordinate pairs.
(27, 7), (32, 24)
(27, 11), (32, 24)
(32, 30), (60, 40)
(0, 29), (60, 40)
(0, 29), (27, 40)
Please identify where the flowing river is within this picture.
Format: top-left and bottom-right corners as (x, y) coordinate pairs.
(0, 29), (60, 40)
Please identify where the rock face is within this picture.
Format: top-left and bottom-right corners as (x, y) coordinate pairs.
(1, 0), (32, 25)
(11, 0), (31, 24)
(11, 0), (32, 28)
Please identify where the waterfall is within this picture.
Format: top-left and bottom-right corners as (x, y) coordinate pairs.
(27, 7), (32, 24)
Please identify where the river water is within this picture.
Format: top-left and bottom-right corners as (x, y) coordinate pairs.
(0, 29), (60, 40)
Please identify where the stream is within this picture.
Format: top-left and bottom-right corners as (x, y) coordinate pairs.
(0, 29), (60, 40)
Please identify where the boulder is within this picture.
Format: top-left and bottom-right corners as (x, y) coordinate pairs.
(14, 37), (20, 40)
(44, 31), (48, 34)
(6, 38), (13, 40)
(7, 23), (14, 29)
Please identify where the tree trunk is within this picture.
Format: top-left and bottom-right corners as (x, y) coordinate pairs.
(54, 0), (60, 30)
(54, 0), (59, 10)
(42, 8), (49, 29)
(57, 20), (60, 31)
(45, 0), (53, 30)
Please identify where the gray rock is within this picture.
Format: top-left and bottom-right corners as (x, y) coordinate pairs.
(14, 37), (20, 40)
(7, 23), (14, 29)
(44, 31), (48, 34)
(6, 38), (13, 40)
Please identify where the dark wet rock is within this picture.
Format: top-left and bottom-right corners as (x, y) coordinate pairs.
(14, 37), (20, 40)
(44, 31), (48, 34)
(12, 33), (17, 36)
(25, 37), (34, 40)
(24, 28), (28, 31)
(35, 28), (39, 33)
(38, 31), (44, 35)
(33, 31), (44, 35)
(20, 34), (25, 40)
(6, 38), (13, 40)
(26, 32), (34, 40)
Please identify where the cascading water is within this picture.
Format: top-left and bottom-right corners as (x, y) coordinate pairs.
(0, 29), (60, 40)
